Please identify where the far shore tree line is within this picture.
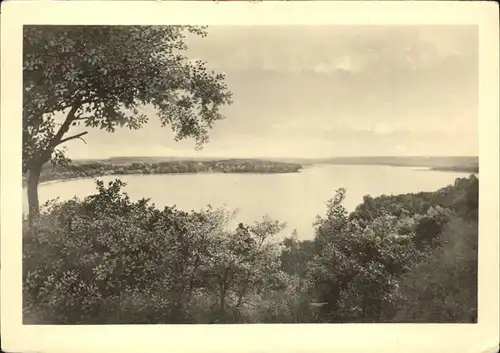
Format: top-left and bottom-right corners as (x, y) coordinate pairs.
(23, 25), (478, 324)
(24, 159), (303, 186)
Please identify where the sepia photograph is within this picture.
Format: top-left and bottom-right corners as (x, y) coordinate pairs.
(1, 1), (499, 353)
(21, 23), (480, 325)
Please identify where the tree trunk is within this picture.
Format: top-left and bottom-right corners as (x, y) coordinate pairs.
(219, 283), (226, 317)
(218, 267), (230, 321)
(27, 165), (41, 224)
(186, 255), (201, 308)
(236, 280), (250, 308)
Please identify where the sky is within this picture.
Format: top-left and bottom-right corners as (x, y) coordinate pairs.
(65, 25), (478, 160)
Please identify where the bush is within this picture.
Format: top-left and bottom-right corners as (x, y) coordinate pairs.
(391, 217), (478, 323)
(23, 176), (478, 324)
(23, 179), (233, 324)
(23, 179), (290, 324)
(306, 177), (478, 323)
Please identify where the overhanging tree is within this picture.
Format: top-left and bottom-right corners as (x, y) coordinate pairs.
(23, 25), (232, 220)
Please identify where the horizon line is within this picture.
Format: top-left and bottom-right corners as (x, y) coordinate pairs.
(73, 155), (479, 161)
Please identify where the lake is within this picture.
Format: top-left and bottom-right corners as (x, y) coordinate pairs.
(26, 164), (473, 240)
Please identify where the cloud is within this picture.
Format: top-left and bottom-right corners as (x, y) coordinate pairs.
(186, 25), (477, 76)
(64, 25), (477, 159)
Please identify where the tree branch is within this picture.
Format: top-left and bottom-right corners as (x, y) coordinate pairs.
(57, 131), (89, 146)
(37, 101), (83, 164)
(53, 103), (82, 144)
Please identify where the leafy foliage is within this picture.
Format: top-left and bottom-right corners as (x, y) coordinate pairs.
(308, 175), (478, 323)
(23, 25), (232, 217)
(24, 180), (289, 323)
(24, 25), (231, 169)
(391, 218), (478, 323)
(23, 175), (478, 323)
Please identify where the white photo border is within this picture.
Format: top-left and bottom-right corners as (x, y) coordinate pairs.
(1, 1), (498, 353)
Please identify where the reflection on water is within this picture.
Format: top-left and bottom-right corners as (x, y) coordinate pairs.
(24, 164), (472, 240)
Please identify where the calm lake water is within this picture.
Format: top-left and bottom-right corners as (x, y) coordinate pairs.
(26, 164), (473, 240)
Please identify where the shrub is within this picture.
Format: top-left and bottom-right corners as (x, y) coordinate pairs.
(23, 179), (232, 324)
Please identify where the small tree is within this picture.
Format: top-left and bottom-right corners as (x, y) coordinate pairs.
(23, 25), (232, 220)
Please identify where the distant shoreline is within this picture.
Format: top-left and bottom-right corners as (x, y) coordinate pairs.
(25, 159), (304, 188)
(311, 163), (478, 173)
(29, 162), (478, 189)
(429, 166), (479, 173)
(35, 170), (303, 187)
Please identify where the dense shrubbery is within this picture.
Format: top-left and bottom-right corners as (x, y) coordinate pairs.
(23, 175), (478, 324)
(23, 180), (292, 324)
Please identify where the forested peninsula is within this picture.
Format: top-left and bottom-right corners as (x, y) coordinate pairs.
(26, 159), (303, 185)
